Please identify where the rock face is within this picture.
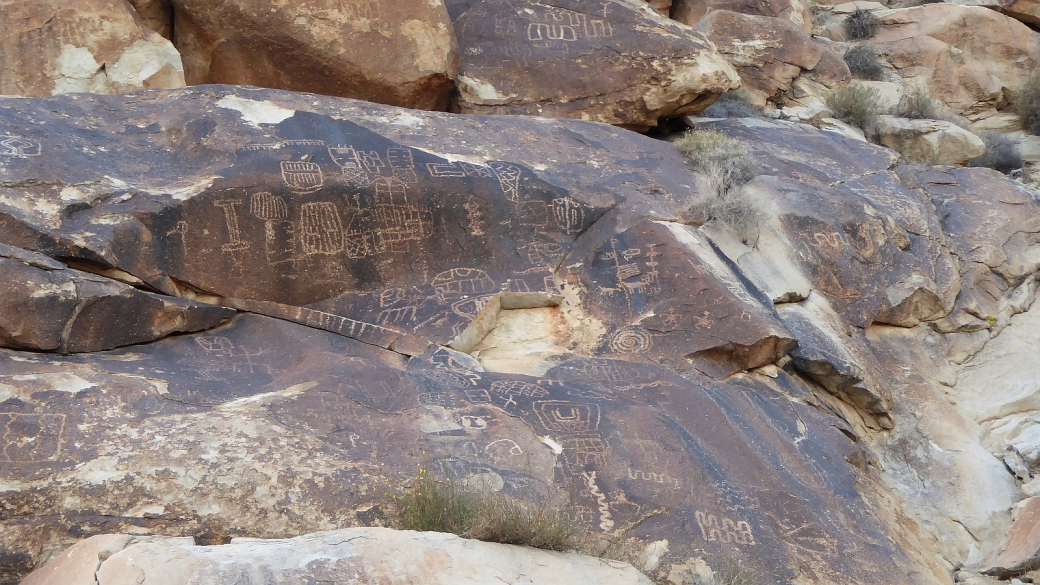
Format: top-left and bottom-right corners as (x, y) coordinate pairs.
(0, 244), (233, 353)
(672, 0), (814, 32)
(826, 5), (1040, 117)
(873, 116), (986, 165)
(126, 0), (173, 39)
(0, 87), (937, 585)
(949, 0), (1040, 27)
(693, 11), (827, 105)
(0, 0), (184, 97)
(445, 0), (740, 129)
(23, 529), (655, 585)
(170, 0), (459, 110)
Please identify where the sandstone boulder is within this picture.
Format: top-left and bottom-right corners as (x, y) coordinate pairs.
(826, 5), (1040, 117)
(170, 0), (459, 110)
(23, 529), (655, 585)
(127, 0), (172, 39)
(645, 0), (673, 15)
(948, 0), (1040, 28)
(0, 0), (184, 97)
(693, 11), (825, 106)
(0, 244), (233, 353)
(672, 0), (814, 32)
(874, 115), (987, 166)
(446, 0), (740, 129)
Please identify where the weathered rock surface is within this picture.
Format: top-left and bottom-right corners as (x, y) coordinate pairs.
(826, 5), (1040, 117)
(0, 87), (937, 585)
(23, 529), (655, 585)
(0, 244), (233, 353)
(170, 0), (459, 110)
(949, 0), (1040, 28)
(693, 11), (827, 106)
(672, 0), (814, 33)
(445, 0), (740, 129)
(127, 0), (173, 39)
(0, 0), (184, 97)
(985, 496), (1040, 578)
(874, 116), (987, 166)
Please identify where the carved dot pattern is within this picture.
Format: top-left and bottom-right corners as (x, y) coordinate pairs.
(609, 326), (652, 354)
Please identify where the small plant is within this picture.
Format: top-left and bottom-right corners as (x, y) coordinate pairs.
(844, 45), (885, 81)
(894, 85), (938, 119)
(702, 92), (762, 119)
(969, 132), (1024, 174)
(674, 129), (762, 240)
(825, 83), (884, 131)
(843, 9), (880, 40)
(1016, 71), (1040, 135)
(394, 467), (579, 551)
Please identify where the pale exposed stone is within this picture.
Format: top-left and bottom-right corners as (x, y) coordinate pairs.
(874, 115), (987, 165)
(0, 0), (184, 97)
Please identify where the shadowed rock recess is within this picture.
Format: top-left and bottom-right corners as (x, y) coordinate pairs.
(2, 85), (1040, 585)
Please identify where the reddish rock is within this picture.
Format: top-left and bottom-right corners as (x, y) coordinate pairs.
(0, 0), (184, 97)
(672, 0), (815, 32)
(985, 497), (1040, 578)
(693, 11), (825, 104)
(445, 0), (740, 129)
(170, 0), (459, 110)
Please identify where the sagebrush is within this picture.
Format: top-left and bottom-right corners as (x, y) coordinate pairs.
(843, 9), (880, 40)
(895, 85), (938, 119)
(674, 129), (762, 240)
(844, 45), (885, 81)
(394, 469), (579, 551)
(969, 132), (1024, 174)
(702, 92), (762, 118)
(1017, 71), (1040, 135)
(825, 84), (884, 131)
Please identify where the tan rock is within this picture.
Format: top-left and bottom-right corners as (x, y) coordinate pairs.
(693, 11), (824, 106)
(447, 0), (740, 129)
(22, 528), (655, 585)
(948, 0), (1040, 27)
(826, 5), (1040, 116)
(985, 497), (1040, 577)
(0, 0), (184, 97)
(874, 115), (987, 166)
(21, 535), (194, 585)
(645, 0), (673, 15)
(672, 0), (814, 32)
(172, 0), (459, 110)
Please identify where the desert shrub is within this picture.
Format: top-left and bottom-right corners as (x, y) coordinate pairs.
(969, 132), (1024, 174)
(844, 45), (885, 81)
(894, 85), (938, 119)
(394, 468), (578, 551)
(825, 83), (884, 131)
(843, 9), (880, 40)
(1017, 71), (1040, 135)
(674, 129), (762, 238)
(702, 92), (762, 118)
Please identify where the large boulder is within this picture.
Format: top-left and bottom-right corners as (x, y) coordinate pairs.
(948, 0), (1040, 28)
(445, 0), (740, 129)
(22, 529), (654, 585)
(0, 87), (935, 585)
(693, 11), (826, 106)
(826, 5), (1040, 117)
(672, 0), (814, 33)
(0, 0), (184, 97)
(169, 0), (459, 110)
(874, 116), (987, 166)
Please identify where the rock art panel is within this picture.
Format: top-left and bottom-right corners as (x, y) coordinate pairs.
(0, 0), (184, 97)
(170, 0), (459, 110)
(0, 313), (927, 585)
(445, 0), (740, 128)
(564, 219), (794, 377)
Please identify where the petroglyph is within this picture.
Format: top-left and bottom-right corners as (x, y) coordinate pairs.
(251, 192), (294, 262)
(582, 470), (615, 531)
(281, 160), (324, 193)
(432, 268), (496, 301)
(1, 413), (66, 463)
(300, 202), (345, 256)
(609, 326), (652, 354)
(213, 199), (250, 252)
(534, 400), (601, 433)
(627, 469), (682, 489)
(0, 135), (41, 157)
(696, 511), (756, 545)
